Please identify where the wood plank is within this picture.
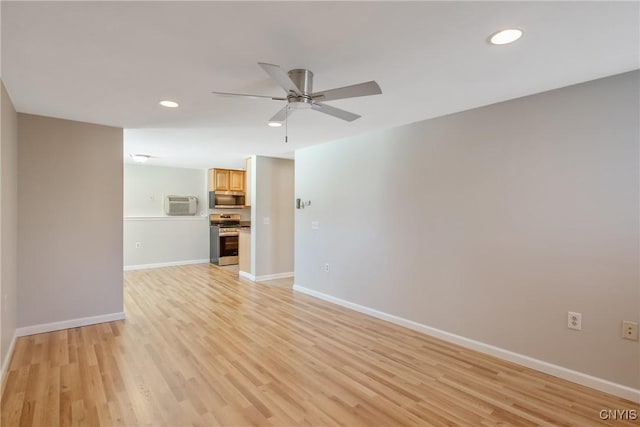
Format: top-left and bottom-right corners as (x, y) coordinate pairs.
(2, 264), (638, 426)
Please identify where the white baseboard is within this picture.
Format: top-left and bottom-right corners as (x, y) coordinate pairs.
(293, 284), (640, 403)
(16, 312), (126, 337)
(124, 259), (209, 271)
(238, 271), (294, 283)
(239, 271), (256, 281)
(1, 332), (17, 391)
(255, 272), (294, 282)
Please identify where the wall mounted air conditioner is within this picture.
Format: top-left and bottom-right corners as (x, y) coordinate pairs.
(165, 195), (198, 216)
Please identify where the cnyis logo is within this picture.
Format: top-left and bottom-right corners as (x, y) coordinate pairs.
(599, 409), (638, 421)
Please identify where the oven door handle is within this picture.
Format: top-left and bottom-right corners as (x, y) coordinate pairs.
(219, 232), (239, 237)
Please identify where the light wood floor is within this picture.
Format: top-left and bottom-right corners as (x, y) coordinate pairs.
(2, 264), (638, 426)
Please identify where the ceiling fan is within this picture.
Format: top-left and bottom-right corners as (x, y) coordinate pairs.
(211, 62), (382, 123)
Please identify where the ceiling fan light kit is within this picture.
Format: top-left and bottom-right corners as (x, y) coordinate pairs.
(212, 62), (382, 124)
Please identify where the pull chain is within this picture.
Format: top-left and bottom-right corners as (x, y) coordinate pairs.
(285, 105), (288, 143)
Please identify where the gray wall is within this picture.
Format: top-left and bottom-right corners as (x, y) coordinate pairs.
(124, 164), (209, 268)
(1, 81), (18, 375)
(123, 218), (208, 268)
(124, 163), (207, 217)
(253, 156), (294, 278)
(18, 114), (123, 327)
(295, 71), (639, 388)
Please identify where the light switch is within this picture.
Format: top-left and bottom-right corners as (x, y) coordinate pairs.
(311, 221), (319, 230)
(263, 217), (270, 225)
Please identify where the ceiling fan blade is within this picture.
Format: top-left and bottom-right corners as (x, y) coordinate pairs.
(312, 81), (382, 102)
(311, 103), (361, 122)
(258, 62), (302, 96)
(211, 91), (286, 101)
(269, 105), (296, 122)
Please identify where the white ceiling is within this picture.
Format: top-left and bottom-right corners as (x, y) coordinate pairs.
(2, 1), (638, 170)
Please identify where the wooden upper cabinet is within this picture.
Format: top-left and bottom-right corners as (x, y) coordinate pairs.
(229, 170), (245, 192)
(209, 168), (245, 192)
(213, 169), (230, 191)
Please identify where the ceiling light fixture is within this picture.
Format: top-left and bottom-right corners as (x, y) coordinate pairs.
(489, 28), (523, 45)
(268, 121), (282, 127)
(130, 154), (151, 163)
(159, 100), (179, 108)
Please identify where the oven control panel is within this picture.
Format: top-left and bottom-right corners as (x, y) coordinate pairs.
(218, 227), (239, 235)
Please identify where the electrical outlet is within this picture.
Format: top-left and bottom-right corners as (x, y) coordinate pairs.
(568, 312), (582, 330)
(135, 242), (141, 249)
(324, 263), (330, 272)
(622, 321), (638, 341)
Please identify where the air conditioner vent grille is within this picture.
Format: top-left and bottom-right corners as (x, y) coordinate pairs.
(165, 195), (198, 216)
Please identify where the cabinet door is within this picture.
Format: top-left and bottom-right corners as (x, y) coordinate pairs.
(214, 169), (230, 191)
(229, 170), (245, 192)
(239, 229), (251, 274)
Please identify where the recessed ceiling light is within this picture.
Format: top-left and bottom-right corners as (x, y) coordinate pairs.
(159, 100), (179, 108)
(130, 154), (151, 163)
(489, 28), (523, 45)
(268, 121), (283, 127)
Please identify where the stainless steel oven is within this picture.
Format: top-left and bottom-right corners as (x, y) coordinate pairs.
(210, 214), (241, 266)
(217, 226), (239, 265)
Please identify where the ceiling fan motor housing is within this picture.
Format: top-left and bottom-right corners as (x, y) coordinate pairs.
(288, 69), (314, 108)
